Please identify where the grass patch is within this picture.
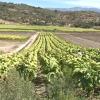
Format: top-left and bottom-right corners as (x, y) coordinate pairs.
(0, 34), (29, 41)
(0, 24), (100, 32)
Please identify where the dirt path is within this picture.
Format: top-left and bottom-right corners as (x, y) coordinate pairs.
(0, 33), (38, 54)
(57, 34), (100, 48)
(11, 33), (38, 54)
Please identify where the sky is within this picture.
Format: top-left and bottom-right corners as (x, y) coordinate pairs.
(0, 0), (100, 8)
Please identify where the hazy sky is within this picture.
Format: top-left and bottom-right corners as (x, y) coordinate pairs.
(0, 0), (100, 8)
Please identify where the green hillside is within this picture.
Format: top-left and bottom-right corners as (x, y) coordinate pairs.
(0, 2), (100, 28)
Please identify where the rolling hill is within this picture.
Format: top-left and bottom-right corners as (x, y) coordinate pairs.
(0, 2), (100, 28)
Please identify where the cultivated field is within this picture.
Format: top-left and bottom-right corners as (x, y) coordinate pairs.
(57, 32), (100, 48)
(0, 25), (100, 100)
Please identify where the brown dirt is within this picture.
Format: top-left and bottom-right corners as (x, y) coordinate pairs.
(56, 32), (100, 48)
(0, 40), (22, 47)
(0, 31), (34, 36)
(0, 40), (23, 53)
(0, 32), (36, 53)
(70, 32), (100, 43)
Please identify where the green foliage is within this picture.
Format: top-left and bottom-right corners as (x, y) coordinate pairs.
(0, 32), (100, 99)
(0, 24), (100, 32)
(0, 69), (38, 100)
(38, 53), (62, 82)
(0, 34), (29, 41)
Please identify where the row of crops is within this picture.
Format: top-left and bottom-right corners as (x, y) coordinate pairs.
(0, 34), (29, 41)
(0, 32), (100, 98)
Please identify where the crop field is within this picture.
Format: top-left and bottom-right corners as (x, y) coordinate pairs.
(57, 32), (100, 48)
(0, 0), (100, 99)
(0, 31), (100, 100)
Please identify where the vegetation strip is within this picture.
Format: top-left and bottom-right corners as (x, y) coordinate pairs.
(0, 32), (99, 99)
(0, 24), (100, 32)
(0, 34), (29, 41)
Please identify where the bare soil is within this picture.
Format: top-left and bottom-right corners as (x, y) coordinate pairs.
(56, 32), (100, 48)
(70, 32), (100, 43)
(0, 31), (34, 36)
(0, 40), (24, 53)
(0, 32), (36, 53)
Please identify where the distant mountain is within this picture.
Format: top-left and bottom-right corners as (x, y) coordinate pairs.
(50, 7), (100, 13)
